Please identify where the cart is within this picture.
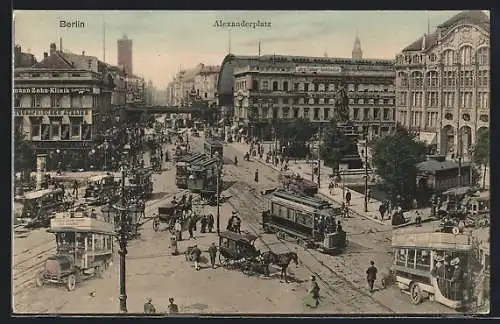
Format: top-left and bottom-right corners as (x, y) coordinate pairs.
(218, 231), (261, 270)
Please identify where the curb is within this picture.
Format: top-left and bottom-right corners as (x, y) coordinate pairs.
(316, 192), (387, 226)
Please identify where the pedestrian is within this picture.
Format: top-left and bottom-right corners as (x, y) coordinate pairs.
(208, 242), (218, 269)
(72, 180), (79, 199)
(143, 297), (156, 314)
(207, 213), (214, 233)
(191, 244), (201, 271)
(168, 297), (179, 314)
(304, 275), (320, 308)
(366, 261), (378, 293)
(450, 257), (464, 300)
(329, 181), (334, 195)
(336, 220), (343, 232)
(188, 216), (197, 240)
(345, 190), (351, 207)
(367, 188), (372, 203)
(174, 219), (183, 241)
(254, 169), (259, 183)
(200, 215), (208, 233)
(378, 203), (386, 220)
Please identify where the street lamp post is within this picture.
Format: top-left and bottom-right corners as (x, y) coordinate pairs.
(116, 144), (130, 313)
(363, 122), (369, 213)
(317, 126), (322, 188)
(215, 152), (222, 235)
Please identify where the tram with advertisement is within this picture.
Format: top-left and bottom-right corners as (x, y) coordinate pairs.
(186, 156), (221, 193)
(204, 139), (224, 158)
(262, 190), (346, 254)
(175, 152), (206, 188)
(390, 231), (479, 310)
(35, 211), (115, 291)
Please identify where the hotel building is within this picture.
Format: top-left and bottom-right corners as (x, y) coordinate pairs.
(395, 10), (490, 158)
(218, 38), (396, 140)
(13, 43), (116, 168)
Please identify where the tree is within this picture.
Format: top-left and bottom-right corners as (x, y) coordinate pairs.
(473, 128), (489, 189)
(320, 119), (356, 171)
(371, 124), (427, 208)
(275, 118), (315, 158)
(14, 127), (35, 174)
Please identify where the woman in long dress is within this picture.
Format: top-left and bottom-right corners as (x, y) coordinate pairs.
(304, 275), (320, 308)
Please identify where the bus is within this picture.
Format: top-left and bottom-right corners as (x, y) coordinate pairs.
(204, 139), (223, 158)
(391, 231), (477, 310)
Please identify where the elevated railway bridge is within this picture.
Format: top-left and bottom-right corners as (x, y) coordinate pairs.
(119, 105), (217, 123)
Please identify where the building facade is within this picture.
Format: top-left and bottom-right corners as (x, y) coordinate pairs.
(126, 74), (145, 104)
(395, 10), (490, 158)
(222, 51), (395, 140)
(13, 43), (115, 169)
(166, 63), (220, 107)
(117, 34), (133, 75)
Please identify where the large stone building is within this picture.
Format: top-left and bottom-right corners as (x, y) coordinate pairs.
(395, 10), (490, 158)
(166, 63), (220, 107)
(218, 38), (396, 139)
(13, 43), (116, 169)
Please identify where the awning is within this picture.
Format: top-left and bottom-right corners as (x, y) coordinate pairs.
(218, 118), (224, 125)
(418, 132), (437, 146)
(231, 125), (238, 130)
(238, 128), (245, 133)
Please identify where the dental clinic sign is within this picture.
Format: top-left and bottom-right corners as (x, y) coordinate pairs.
(13, 87), (95, 94)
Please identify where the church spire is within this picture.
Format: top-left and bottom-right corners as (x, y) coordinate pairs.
(352, 32), (363, 60)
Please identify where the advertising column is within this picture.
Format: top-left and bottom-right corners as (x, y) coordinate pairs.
(35, 154), (47, 190)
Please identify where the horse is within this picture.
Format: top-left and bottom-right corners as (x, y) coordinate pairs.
(261, 251), (299, 283)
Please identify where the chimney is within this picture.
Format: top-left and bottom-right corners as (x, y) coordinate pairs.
(60, 37), (63, 52)
(49, 43), (57, 55)
(44, 52), (48, 60)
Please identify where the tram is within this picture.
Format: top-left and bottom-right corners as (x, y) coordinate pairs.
(186, 156), (221, 193)
(175, 152), (206, 188)
(204, 139), (224, 158)
(262, 190), (345, 254)
(391, 231), (477, 309)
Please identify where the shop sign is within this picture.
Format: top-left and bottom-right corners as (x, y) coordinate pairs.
(32, 141), (92, 149)
(295, 66), (342, 74)
(13, 87), (93, 94)
(15, 108), (88, 116)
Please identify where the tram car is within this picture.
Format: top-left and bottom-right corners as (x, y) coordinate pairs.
(127, 168), (154, 200)
(83, 174), (118, 206)
(17, 188), (71, 228)
(262, 190), (346, 254)
(186, 156), (222, 193)
(35, 211), (115, 291)
(204, 138), (224, 158)
(175, 152), (206, 188)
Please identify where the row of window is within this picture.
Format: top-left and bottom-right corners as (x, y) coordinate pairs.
(398, 110), (489, 127)
(14, 94), (99, 109)
(24, 121), (91, 141)
(271, 202), (314, 227)
(245, 106), (394, 121)
(396, 47), (489, 66)
(397, 70), (489, 88)
(398, 91), (489, 108)
(251, 80), (394, 93)
(245, 97), (394, 106)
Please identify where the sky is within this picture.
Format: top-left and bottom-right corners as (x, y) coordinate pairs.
(13, 10), (489, 89)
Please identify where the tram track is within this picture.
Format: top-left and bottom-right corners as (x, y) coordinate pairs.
(221, 163), (397, 313)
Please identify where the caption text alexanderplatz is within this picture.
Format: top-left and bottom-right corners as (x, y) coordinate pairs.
(213, 19), (271, 29)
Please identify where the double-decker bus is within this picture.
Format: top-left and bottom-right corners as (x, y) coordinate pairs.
(391, 231), (477, 310)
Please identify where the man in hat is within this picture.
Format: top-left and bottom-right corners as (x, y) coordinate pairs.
(191, 244), (202, 271)
(366, 261), (378, 293)
(168, 297), (179, 314)
(207, 213), (215, 233)
(208, 242), (218, 269)
(450, 257), (464, 300)
(143, 297), (156, 314)
(304, 275), (320, 308)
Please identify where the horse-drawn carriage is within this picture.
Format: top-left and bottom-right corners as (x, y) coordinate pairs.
(152, 202), (189, 233)
(126, 168), (153, 200)
(218, 231), (263, 270)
